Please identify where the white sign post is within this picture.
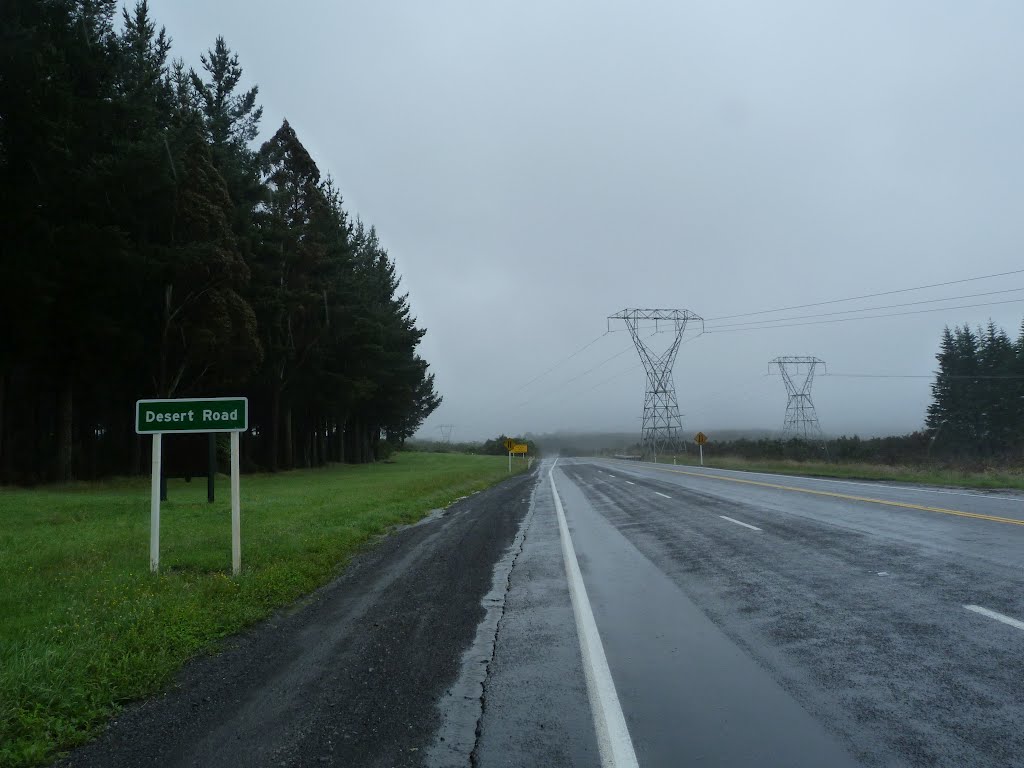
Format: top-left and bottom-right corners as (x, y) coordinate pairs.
(694, 432), (708, 467)
(150, 433), (162, 572)
(231, 431), (241, 575)
(136, 397), (249, 576)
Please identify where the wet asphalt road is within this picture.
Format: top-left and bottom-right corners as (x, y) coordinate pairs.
(57, 458), (1024, 767)
(538, 457), (1024, 767)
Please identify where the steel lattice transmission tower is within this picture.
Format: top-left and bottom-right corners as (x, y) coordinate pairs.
(608, 309), (704, 460)
(768, 357), (827, 442)
(436, 424), (454, 443)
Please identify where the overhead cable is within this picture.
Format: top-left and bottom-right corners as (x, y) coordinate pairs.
(706, 268), (1024, 322)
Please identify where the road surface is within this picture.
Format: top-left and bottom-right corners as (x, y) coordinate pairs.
(60, 458), (1024, 767)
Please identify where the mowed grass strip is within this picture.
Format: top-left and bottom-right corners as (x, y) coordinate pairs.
(0, 452), (525, 767)
(669, 455), (1024, 491)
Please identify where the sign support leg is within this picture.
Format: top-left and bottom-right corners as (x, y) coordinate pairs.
(150, 434), (161, 573)
(207, 433), (216, 503)
(508, 450), (511, 474)
(231, 431), (241, 576)
(700, 444), (704, 467)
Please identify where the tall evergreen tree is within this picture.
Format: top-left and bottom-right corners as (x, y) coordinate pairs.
(189, 36), (264, 247)
(251, 119), (330, 469)
(928, 320), (1024, 458)
(1, 3), (442, 481)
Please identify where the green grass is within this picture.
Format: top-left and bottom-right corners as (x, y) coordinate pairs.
(0, 452), (525, 767)
(665, 454), (1024, 490)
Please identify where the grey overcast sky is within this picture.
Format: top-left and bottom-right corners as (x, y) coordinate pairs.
(150, 0), (1024, 441)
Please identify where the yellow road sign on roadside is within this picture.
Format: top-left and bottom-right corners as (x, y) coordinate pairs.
(511, 443), (528, 455)
(695, 432), (708, 445)
(503, 438), (515, 451)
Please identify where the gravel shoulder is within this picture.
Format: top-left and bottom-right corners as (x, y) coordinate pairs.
(57, 469), (537, 768)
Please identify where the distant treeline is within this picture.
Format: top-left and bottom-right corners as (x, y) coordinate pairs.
(926, 321), (1024, 458)
(405, 435), (540, 457)
(576, 319), (1024, 466)
(684, 434), (934, 465)
(1, 2), (441, 482)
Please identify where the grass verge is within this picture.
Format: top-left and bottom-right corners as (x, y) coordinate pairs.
(666, 454), (1024, 490)
(0, 452), (526, 767)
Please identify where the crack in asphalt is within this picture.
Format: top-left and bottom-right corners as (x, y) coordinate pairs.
(469, 489), (537, 768)
(425, 478), (540, 768)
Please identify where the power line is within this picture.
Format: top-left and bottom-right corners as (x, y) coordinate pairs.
(828, 373), (1024, 380)
(564, 330), (704, 392)
(561, 346), (634, 387)
(577, 362), (643, 394)
(574, 332), (706, 397)
(513, 342), (634, 408)
(706, 268), (1024, 322)
(511, 331), (609, 392)
(705, 287), (1024, 330)
(515, 328), (699, 409)
(703, 298), (1024, 334)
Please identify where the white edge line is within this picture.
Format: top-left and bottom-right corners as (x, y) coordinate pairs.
(964, 604), (1024, 631)
(719, 515), (762, 532)
(549, 460), (639, 768)
(654, 491), (671, 499)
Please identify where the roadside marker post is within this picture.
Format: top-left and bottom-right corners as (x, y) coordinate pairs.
(695, 432), (708, 466)
(136, 397), (248, 576)
(504, 437), (514, 474)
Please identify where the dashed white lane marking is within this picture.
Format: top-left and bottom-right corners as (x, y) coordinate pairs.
(607, 474), (616, 478)
(719, 515), (762, 531)
(625, 481), (635, 486)
(654, 491), (672, 499)
(549, 460), (639, 768)
(964, 604), (1024, 632)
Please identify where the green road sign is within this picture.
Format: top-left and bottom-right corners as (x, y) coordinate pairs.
(136, 397), (248, 434)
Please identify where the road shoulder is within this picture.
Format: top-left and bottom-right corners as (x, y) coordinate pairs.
(57, 470), (536, 768)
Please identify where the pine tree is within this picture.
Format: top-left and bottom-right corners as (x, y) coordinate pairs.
(189, 36), (265, 259)
(2, 3), (442, 479)
(977, 322), (1016, 454)
(926, 326), (956, 439)
(928, 320), (1024, 458)
(152, 130), (262, 398)
(252, 120), (329, 469)
(190, 36), (262, 156)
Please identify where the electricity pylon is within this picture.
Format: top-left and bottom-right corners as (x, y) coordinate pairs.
(768, 356), (827, 445)
(436, 424), (454, 443)
(608, 309), (704, 461)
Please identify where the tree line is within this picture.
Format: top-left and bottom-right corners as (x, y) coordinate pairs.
(926, 320), (1024, 458)
(405, 435), (540, 457)
(653, 318), (1024, 465)
(1, 1), (441, 482)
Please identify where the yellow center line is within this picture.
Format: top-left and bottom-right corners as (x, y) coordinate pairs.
(606, 460), (1024, 527)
